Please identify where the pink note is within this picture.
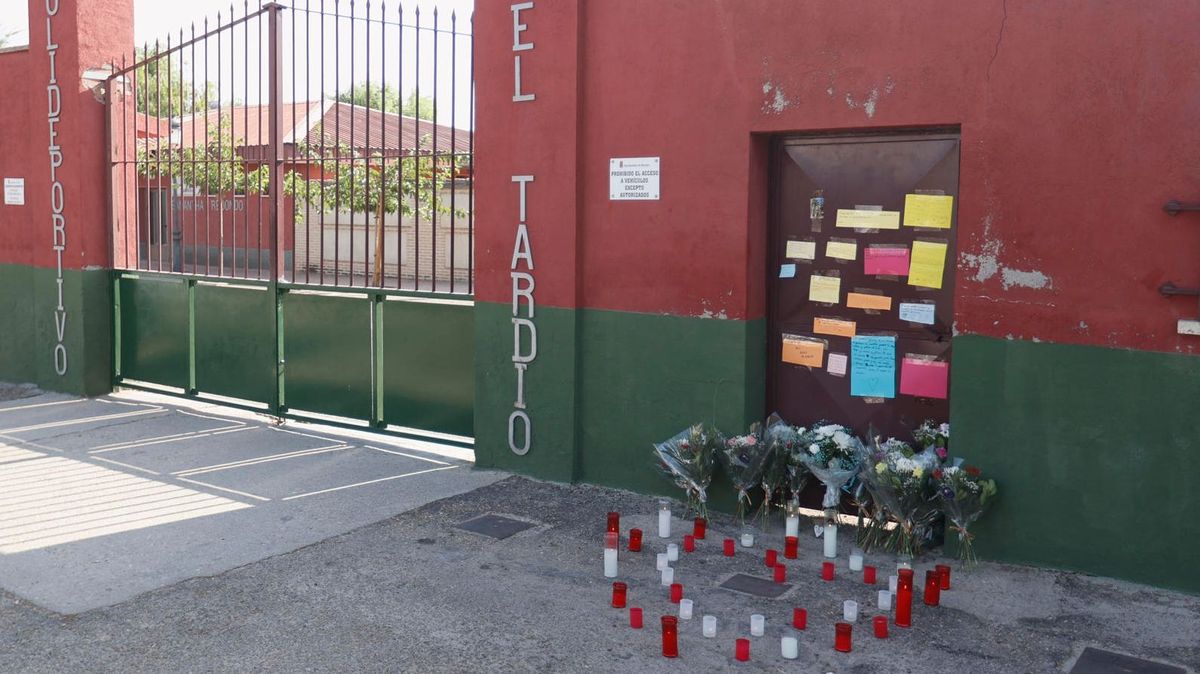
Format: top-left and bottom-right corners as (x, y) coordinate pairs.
(864, 247), (910, 276)
(899, 358), (949, 399)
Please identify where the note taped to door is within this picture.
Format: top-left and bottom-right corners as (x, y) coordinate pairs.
(836, 209), (900, 230)
(782, 335), (825, 368)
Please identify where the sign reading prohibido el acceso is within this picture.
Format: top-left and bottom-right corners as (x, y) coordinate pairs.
(609, 157), (660, 200)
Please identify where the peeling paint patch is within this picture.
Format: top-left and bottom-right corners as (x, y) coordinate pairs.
(699, 309), (729, 320)
(826, 86), (835, 97)
(1001, 268), (1052, 290)
(761, 81), (790, 114)
(843, 77), (893, 119)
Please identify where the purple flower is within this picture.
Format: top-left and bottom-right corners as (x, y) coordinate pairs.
(936, 447), (948, 459)
(940, 487), (955, 500)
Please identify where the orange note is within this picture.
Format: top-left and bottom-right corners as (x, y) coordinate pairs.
(846, 293), (893, 311)
(813, 317), (856, 338)
(782, 337), (824, 368)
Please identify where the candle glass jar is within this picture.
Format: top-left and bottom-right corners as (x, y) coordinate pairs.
(735, 638), (750, 662)
(843, 599), (859, 622)
(773, 564), (786, 583)
(606, 511), (620, 534)
(661, 616), (679, 658)
(923, 569), (941, 606)
(823, 523), (838, 558)
(750, 614), (765, 637)
(611, 581), (627, 608)
(666, 543), (679, 562)
(679, 598), (693, 619)
(822, 561), (836, 581)
(693, 517), (707, 539)
(765, 549), (778, 567)
(863, 565), (877, 585)
(784, 536), (799, 559)
(629, 606), (643, 629)
(683, 535), (695, 553)
(895, 568), (914, 627)
(628, 528), (643, 552)
(781, 636), (799, 660)
(723, 538), (736, 557)
(834, 622), (853, 652)
(657, 499), (672, 539)
(702, 615), (717, 638)
(873, 615), (889, 639)
(792, 607), (807, 630)
(936, 564), (952, 590)
(669, 582), (683, 604)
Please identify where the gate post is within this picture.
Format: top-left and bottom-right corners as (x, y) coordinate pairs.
(266, 2), (285, 416)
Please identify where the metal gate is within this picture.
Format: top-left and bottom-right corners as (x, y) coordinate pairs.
(104, 2), (475, 443)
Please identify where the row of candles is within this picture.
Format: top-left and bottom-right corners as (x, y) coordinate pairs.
(604, 505), (953, 660)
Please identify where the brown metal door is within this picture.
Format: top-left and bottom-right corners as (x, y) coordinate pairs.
(767, 132), (960, 441)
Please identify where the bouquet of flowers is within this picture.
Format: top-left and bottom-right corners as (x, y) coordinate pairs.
(794, 422), (864, 521)
(759, 414), (805, 526)
(912, 420), (950, 461)
(718, 423), (773, 524)
(653, 424), (721, 518)
(933, 465), (998, 567)
(860, 437), (942, 557)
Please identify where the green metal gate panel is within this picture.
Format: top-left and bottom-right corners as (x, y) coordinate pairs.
(382, 298), (474, 437)
(282, 291), (371, 419)
(195, 283), (275, 404)
(118, 275), (188, 389)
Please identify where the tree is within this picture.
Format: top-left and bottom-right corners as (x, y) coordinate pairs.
(336, 84), (434, 121)
(133, 46), (216, 117)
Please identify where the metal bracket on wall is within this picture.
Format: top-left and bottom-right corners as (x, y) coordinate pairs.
(1158, 282), (1200, 297)
(1163, 200), (1200, 216)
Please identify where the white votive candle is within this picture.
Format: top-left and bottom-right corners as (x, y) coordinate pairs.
(849, 552), (864, 572)
(656, 552), (668, 571)
(750, 614), (765, 637)
(843, 599), (859, 622)
(781, 636), (799, 660)
(666, 543), (679, 562)
(877, 590), (893, 611)
(604, 548), (618, 578)
(661, 566), (674, 586)
(740, 533), (755, 548)
(658, 499), (672, 538)
(702, 615), (717, 637)
(823, 523), (838, 558)
(888, 575), (898, 594)
(785, 515), (800, 538)
(679, 598), (694, 620)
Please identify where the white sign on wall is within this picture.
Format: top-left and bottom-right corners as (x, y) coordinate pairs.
(609, 157), (660, 200)
(3, 178), (24, 205)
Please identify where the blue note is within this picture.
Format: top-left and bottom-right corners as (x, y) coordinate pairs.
(779, 263), (797, 279)
(850, 335), (896, 398)
(898, 302), (936, 325)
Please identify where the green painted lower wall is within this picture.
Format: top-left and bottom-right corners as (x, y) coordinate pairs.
(952, 335), (1200, 593)
(0, 263), (111, 396)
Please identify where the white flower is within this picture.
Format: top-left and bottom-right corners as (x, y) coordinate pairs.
(832, 431), (851, 447)
(939, 423), (950, 436)
(943, 466), (961, 476)
(808, 443), (820, 455)
(817, 424), (840, 438)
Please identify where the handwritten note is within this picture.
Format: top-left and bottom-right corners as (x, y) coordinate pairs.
(785, 240), (816, 260)
(826, 240), (858, 261)
(846, 293), (893, 311)
(908, 241), (948, 289)
(780, 263), (797, 279)
(864, 246), (910, 276)
(814, 317), (856, 338)
(782, 336), (824, 368)
(809, 275), (841, 304)
(836, 209), (901, 230)
(903, 194), (954, 229)
(850, 335), (896, 398)
(900, 358), (949, 399)
(899, 302), (936, 325)
(827, 352), (848, 377)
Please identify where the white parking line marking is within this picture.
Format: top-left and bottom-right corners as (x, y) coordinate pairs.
(281, 465), (461, 501)
(89, 425), (251, 453)
(0, 399), (87, 413)
(0, 408), (164, 435)
(91, 456), (162, 476)
(364, 445), (451, 466)
(173, 444), (351, 477)
(175, 477), (271, 502)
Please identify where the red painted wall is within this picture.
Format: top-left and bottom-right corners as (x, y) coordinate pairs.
(477, 0), (1200, 354)
(0, 43), (36, 266)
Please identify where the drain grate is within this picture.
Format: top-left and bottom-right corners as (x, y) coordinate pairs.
(1068, 647), (1186, 674)
(455, 514), (536, 540)
(718, 573), (792, 599)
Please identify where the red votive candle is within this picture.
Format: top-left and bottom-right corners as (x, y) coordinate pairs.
(895, 568), (914, 627)
(784, 536), (799, 559)
(873, 615), (889, 639)
(693, 517), (707, 539)
(774, 564), (787, 583)
(765, 549), (778, 567)
(793, 607), (807, 630)
(834, 622), (853, 652)
(735, 638), (750, 661)
(630, 607), (643, 629)
(822, 561), (836, 581)
(863, 565), (877, 585)
(924, 569), (941, 607)
(936, 564), (952, 590)
(669, 582), (683, 604)
(606, 511), (620, 534)
(628, 528), (643, 552)
(661, 616), (679, 658)
(723, 538), (736, 556)
(683, 534), (696, 553)
(612, 581), (627, 608)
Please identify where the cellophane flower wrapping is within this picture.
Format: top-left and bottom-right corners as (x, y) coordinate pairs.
(765, 414), (811, 503)
(717, 423), (772, 524)
(756, 414), (797, 527)
(912, 420), (950, 460)
(794, 422), (863, 519)
(653, 424), (721, 519)
(860, 437), (942, 556)
(933, 465), (997, 568)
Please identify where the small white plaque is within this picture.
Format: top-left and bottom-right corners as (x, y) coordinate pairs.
(609, 157), (660, 201)
(3, 178), (24, 206)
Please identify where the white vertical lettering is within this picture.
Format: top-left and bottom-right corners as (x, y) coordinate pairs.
(513, 363), (527, 409)
(511, 272), (535, 318)
(508, 410), (531, 455)
(512, 175), (533, 222)
(511, 3), (535, 102)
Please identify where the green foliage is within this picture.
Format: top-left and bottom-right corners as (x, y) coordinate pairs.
(336, 84), (434, 120)
(133, 46), (216, 118)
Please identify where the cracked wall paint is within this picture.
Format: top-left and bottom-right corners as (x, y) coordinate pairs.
(761, 81), (790, 115)
(1001, 268), (1052, 290)
(842, 76), (894, 119)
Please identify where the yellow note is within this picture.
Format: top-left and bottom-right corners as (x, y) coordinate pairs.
(785, 240), (816, 260)
(814, 317), (856, 338)
(825, 240), (858, 261)
(903, 194), (954, 229)
(909, 241), (949, 289)
(847, 293), (893, 310)
(782, 337), (824, 368)
(836, 209), (900, 230)
(809, 275), (841, 304)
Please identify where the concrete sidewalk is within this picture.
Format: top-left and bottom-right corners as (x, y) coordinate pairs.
(1, 472), (1196, 673)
